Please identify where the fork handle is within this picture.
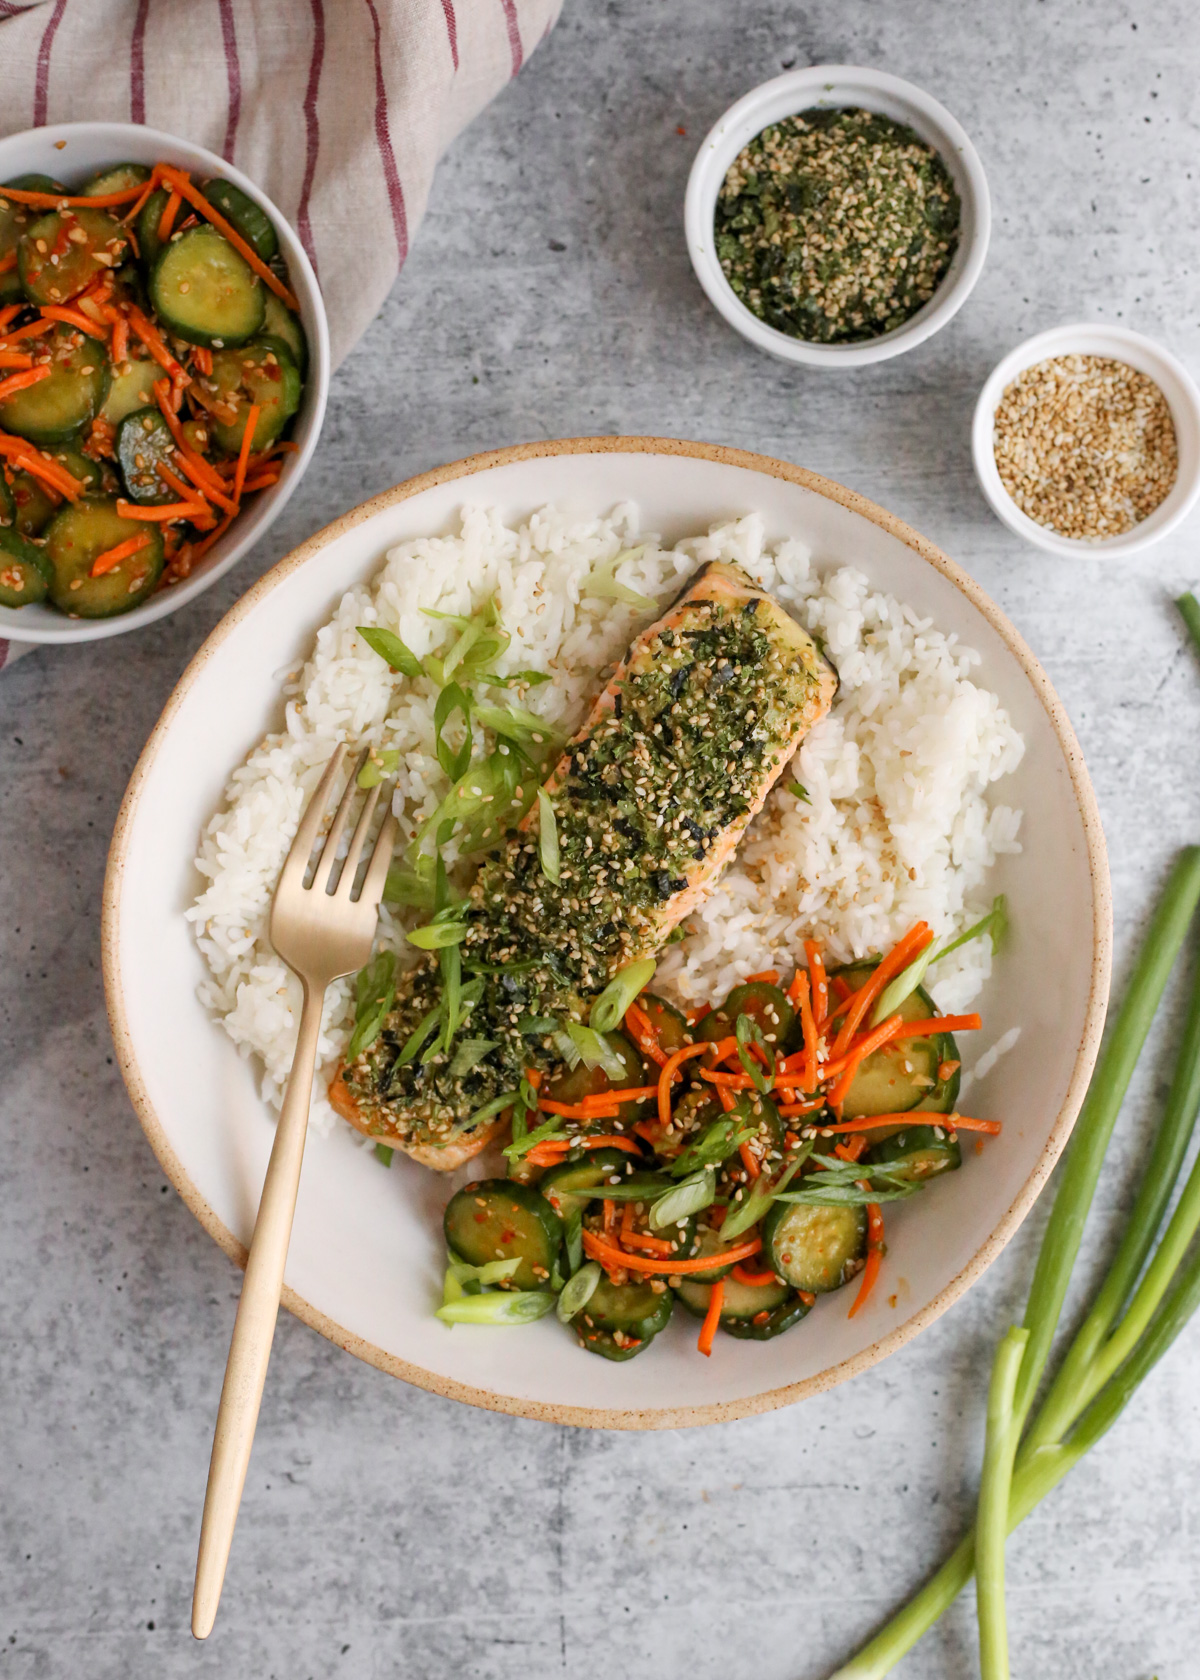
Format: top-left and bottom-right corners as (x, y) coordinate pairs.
(192, 980), (326, 1639)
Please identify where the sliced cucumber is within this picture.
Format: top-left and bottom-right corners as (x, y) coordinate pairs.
(100, 352), (162, 426)
(262, 290), (308, 375)
(869, 1123), (962, 1183)
(203, 179), (278, 261)
(43, 498), (164, 618)
(0, 528), (53, 608)
(80, 164), (151, 197)
(0, 324), (110, 444)
(150, 224), (264, 347)
(829, 963), (952, 1119)
(135, 187), (172, 274)
(638, 992), (691, 1055)
(0, 470), (13, 528)
(677, 1269), (808, 1341)
(698, 980), (795, 1051)
(443, 1179), (562, 1291)
(44, 446), (109, 497)
(116, 406), (176, 505)
(546, 1030), (651, 1125)
(538, 1148), (631, 1220)
(208, 336), (302, 456)
(0, 182), (43, 306)
(682, 1223), (749, 1283)
(4, 174), (65, 194)
(763, 1198), (867, 1294)
(575, 1275), (672, 1358)
(18, 207), (129, 305)
(6, 468), (58, 537)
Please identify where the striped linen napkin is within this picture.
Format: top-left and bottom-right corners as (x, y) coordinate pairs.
(0, 0), (561, 671)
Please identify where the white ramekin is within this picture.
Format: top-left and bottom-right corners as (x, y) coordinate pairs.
(684, 65), (991, 370)
(972, 324), (1200, 558)
(0, 121), (329, 645)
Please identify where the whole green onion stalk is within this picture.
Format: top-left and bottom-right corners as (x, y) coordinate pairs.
(830, 846), (1200, 1679)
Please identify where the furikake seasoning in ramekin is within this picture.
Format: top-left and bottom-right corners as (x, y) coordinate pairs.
(714, 107), (961, 344)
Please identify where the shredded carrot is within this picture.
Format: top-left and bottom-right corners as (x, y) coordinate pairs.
(937, 1059), (961, 1082)
(110, 313), (129, 365)
(122, 172), (163, 226)
(657, 1042), (713, 1127)
(568, 1134), (643, 1154)
(893, 1014), (982, 1039)
(824, 1015), (906, 1108)
(848, 1203), (884, 1318)
(232, 404), (260, 502)
(0, 318), (53, 347)
(155, 166), (301, 310)
(620, 1202), (636, 1245)
(699, 1068), (755, 1089)
(834, 1136), (868, 1163)
(744, 970), (779, 985)
(0, 366), (50, 402)
(786, 969), (805, 1005)
(522, 1143), (571, 1167)
(115, 498), (212, 523)
(602, 1199), (618, 1240)
(715, 1083), (736, 1114)
(38, 305), (107, 340)
(622, 1230), (676, 1257)
(800, 1111), (1001, 1136)
(240, 470), (281, 493)
(157, 188), (182, 243)
(126, 305), (189, 384)
(0, 251), (16, 275)
(0, 353), (33, 371)
(737, 1141), (761, 1180)
(0, 183), (146, 209)
(775, 1097), (827, 1118)
(798, 1289), (816, 1306)
(731, 1263), (778, 1287)
(0, 305), (22, 329)
(0, 434), (83, 499)
(623, 1000), (668, 1067)
(583, 1229), (762, 1277)
(155, 459), (214, 512)
(697, 1279), (724, 1356)
(88, 532), (153, 578)
(805, 940), (827, 1022)
(580, 1088), (658, 1109)
(172, 450), (238, 513)
(524, 1067), (542, 1090)
(192, 345), (213, 376)
(829, 923), (932, 1058)
(537, 1097), (620, 1120)
(184, 508), (235, 562)
(795, 971), (818, 1093)
(686, 1004), (712, 1026)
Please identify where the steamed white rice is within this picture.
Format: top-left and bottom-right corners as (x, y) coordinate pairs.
(187, 504), (1024, 1135)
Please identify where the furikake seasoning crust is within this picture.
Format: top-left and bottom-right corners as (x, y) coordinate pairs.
(341, 561), (837, 1153)
(715, 107), (961, 344)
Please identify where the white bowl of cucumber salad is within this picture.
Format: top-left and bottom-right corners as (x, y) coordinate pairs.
(0, 121), (329, 645)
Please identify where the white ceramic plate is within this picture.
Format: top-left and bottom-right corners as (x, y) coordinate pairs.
(0, 121), (329, 644)
(102, 439), (1111, 1429)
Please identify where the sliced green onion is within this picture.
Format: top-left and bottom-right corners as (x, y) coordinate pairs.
(395, 1004), (442, 1067)
(719, 1144), (810, 1242)
(567, 1022), (626, 1079)
(976, 1326), (1027, 1680)
(374, 1143), (394, 1167)
(590, 958), (657, 1034)
(557, 1260), (602, 1322)
(1178, 590), (1200, 656)
(516, 1013), (558, 1035)
(357, 625), (424, 679)
(448, 1037), (499, 1079)
(563, 1208), (584, 1273)
(346, 950), (396, 1060)
(383, 858), (437, 909)
(668, 1115), (756, 1178)
(583, 547), (656, 610)
(436, 1291), (556, 1326)
(550, 1027), (581, 1068)
(357, 746), (400, 789)
(786, 780), (810, 803)
(433, 682), (473, 781)
(735, 1014), (775, 1092)
(649, 1168), (715, 1230)
(459, 1090), (519, 1134)
(872, 896), (1008, 1026)
(447, 1255), (522, 1287)
(473, 702), (561, 758)
(485, 669), (552, 688)
(408, 905), (469, 950)
(537, 788), (560, 883)
(503, 1115), (569, 1160)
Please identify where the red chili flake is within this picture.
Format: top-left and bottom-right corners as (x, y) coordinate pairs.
(676, 125), (687, 136)
(752, 1310), (770, 1325)
(473, 1211), (488, 1224)
(499, 1229), (515, 1244)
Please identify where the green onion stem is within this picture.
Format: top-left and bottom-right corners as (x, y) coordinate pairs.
(1178, 591), (1200, 659)
(829, 1239), (1200, 1680)
(1024, 937), (1200, 1451)
(1011, 846), (1200, 1433)
(975, 1327), (1027, 1680)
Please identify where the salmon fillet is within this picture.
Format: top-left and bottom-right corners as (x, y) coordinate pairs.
(334, 559), (838, 1163)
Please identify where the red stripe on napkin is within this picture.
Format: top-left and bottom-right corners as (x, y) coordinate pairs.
(33, 0), (68, 125)
(217, 0), (242, 160)
(363, 0), (408, 268)
(440, 0), (459, 70)
(499, 0), (522, 75)
(297, 0), (325, 273)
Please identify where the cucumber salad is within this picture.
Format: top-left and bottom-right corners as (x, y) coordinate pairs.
(0, 162), (305, 618)
(429, 906), (1006, 1361)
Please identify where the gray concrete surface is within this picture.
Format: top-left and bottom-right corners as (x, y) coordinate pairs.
(4, 2), (1200, 1675)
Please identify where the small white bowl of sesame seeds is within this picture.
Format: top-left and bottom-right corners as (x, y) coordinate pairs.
(684, 65), (991, 369)
(972, 324), (1200, 557)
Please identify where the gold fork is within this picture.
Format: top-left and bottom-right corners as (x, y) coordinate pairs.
(191, 744), (398, 1639)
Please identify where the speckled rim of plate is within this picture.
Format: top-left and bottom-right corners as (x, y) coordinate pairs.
(101, 436), (1112, 1431)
